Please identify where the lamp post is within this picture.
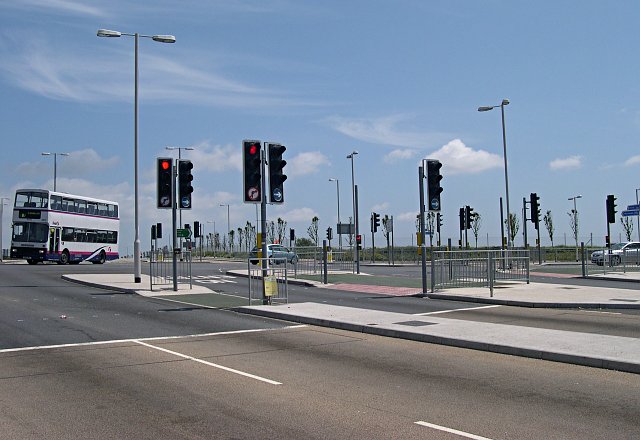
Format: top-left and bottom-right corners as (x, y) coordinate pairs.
(346, 151), (359, 272)
(97, 28), (175, 283)
(329, 178), (341, 248)
(636, 188), (640, 242)
(478, 99), (511, 248)
(220, 204), (230, 251)
(0, 197), (9, 262)
(568, 195), (582, 261)
(41, 152), (69, 192)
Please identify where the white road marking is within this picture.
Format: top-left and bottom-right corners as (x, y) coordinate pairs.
(0, 325), (307, 354)
(413, 304), (502, 316)
(134, 339), (282, 385)
(415, 421), (494, 440)
(580, 310), (621, 315)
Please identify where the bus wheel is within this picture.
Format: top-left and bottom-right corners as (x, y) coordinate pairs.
(59, 250), (70, 265)
(93, 251), (106, 264)
(27, 260), (38, 265)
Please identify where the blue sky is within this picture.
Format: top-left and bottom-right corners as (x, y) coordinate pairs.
(2, 0), (640, 252)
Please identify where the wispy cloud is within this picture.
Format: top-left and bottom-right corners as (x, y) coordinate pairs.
(426, 139), (502, 175)
(288, 151), (330, 177)
(183, 142), (243, 172)
(325, 114), (452, 147)
(549, 155), (582, 170)
(5, 0), (109, 17)
(624, 155), (640, 167)
(384, 149), (416, 163)
(15, 148), (119, 178)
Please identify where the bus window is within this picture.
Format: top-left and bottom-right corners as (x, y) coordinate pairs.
(108, 204), (117, 217)
(51, 195), (62, 211)
(98, 203), (108, 217)
(87, 202), (97, 215)
(15, 191), (48, 208)
(62, 227), (74, 242)
(76, 199), (87, 214)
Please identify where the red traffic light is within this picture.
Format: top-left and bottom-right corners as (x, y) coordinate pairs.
(356, 234), (362, 243)
(249, 144), (258, 155)
(161, 160), (170, 170)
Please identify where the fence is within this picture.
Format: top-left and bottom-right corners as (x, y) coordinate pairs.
(293, 246), (355, 276)
(247, 258), (289, 305)
(431, 249), (529, 295)
(584, 246), (640, 276)
(149, 249), (193, 291)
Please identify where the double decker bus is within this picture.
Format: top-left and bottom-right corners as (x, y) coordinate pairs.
(10, 189), (119, 265)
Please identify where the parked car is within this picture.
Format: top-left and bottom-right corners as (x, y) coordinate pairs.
(590, 242), (640, 266)
(249, 244), (298, 265)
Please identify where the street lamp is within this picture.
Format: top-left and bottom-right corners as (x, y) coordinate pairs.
(0, 197), (9, 262)
(97, 28), (175, 284)
(478, 99), (511, 248)
(329, 178), (341, 248)
(41, 152), (69, 192)
(220, 204), (230, 251)
(568, 195), (582, 261)
(346, 151), (359, 272)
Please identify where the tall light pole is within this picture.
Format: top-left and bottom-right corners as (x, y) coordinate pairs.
(346, 151), (359, 272)
(41, 152), (69, 192)
(220, 204), (230, 251)
(478, 99), (511, 248)
(329, 178), (341, 248)
(636, 188), (640, 242)
(0, 197), (9, 262)
(97, 28), (175, 283)
(569, 195), (582, 261)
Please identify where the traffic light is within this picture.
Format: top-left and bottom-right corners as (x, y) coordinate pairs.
(372, 212), (381, 233)
(606, 194), (617, 224)
(290, 228), (295, 243)
(156, 223), (162, 239)
(459, 207), (465, 231)
(606, 235), (610, 246)
(157, 157), (173, 209)
(530, 193), (540, 229)
(243, 140), (262, 203)
(151, 224), (157, 240)
(178, 160), (194, 209)
(326, 227), (333, 241)
(465, 205), (474, 229)
(437, 212), (442, 234)
(426, 160), (443, 211)
(267, 143), (287, 203)
(193, 221), (200, 238)
(356, 234), (362, 250)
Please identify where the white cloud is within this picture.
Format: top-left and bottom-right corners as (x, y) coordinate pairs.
(624, 155), (640, 167)
(384, 149), (415, 163)
(549, 155), (582, 170)
(397, 211), (420, 222)
(5, 0), (109, 17)
(426, 139), (502, 175)
(325, 114), (451, 147)
(186, 141), (242, 172)
(15, 148), (119, 178)
(288, 151), (330, 177)
(372, 202), (390, 212)
(281, 207), (318, 222)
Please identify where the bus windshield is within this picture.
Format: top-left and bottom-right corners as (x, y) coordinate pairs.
(12, 222), (49, 243)
(15, 191), (49, 208)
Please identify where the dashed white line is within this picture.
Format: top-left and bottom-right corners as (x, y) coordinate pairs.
(413, 304), (502, 316)
(415, 421), (494, 439)
(134, 339), (282, 385)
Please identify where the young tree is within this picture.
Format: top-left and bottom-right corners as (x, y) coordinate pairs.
(244, 221), (255, 251)
(382, 214), (391, 250)
(237, 227), (244, 252)
(229, 229), (235, 252)
(214, 233), (221, 252)
(543, 210), (554, 247)
(621, 216), (634, 241)
(266, 220), (275, 244)
(568, 208), (578, 259)
(505, 213), (519, 244)
(471, 212), (482, 248)
(307, 216), (319, 246)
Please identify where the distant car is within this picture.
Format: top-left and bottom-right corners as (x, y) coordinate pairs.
(249, 244), (298, 265)
(590, 242), (640, 266)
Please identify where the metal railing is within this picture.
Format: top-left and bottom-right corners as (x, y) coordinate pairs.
(293, 246), (355, 275)
(149, 249), (193, 290)
(431, 249), (529, 295)
(247, 257), (288, 305)
(584, 246), (640, 276)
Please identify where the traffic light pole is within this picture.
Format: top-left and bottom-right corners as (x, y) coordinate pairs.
(371, 213), (375, 264)
(261, 148), (268, 304)
(523, 197), (528, 249)
(418, 165), (427, 294)
(355, 185), (360, 274)
(172, 163), (178, 292)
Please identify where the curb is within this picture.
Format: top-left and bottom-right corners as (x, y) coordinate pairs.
(235, 307), (640, 374)
(61, 274), (136, 294)
(424, 293), (640, 309)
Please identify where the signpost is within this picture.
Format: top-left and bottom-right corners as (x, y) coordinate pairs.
(177, 228), (191, 238)
(623, 204), (640, 217)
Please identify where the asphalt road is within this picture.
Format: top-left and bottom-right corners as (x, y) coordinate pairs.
(1, 261), (639, 439)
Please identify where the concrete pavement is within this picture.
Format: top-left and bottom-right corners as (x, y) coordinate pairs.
(60, 271), (640, 374)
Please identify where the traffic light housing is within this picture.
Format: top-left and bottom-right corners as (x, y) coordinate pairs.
(372, 212), (381, 233)
(151, 224), (157, 240)
(178, 160), (194, 209)
(426, 160), (443, 211)
(326, 227), (333, 241)
(193, 221), (200, 238)
(267, 143), (287, 203)
(156, 222), (162, 239)
(437, 212), (442, 234)
(530, 193), (541, 229)
(606, 194), (617, 224)
(459, 207), (465, 231)
(157, 157), (173, 209)
(465, 205), (474, 230)
(243, 140), (262, 203)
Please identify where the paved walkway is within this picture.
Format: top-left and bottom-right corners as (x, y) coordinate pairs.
(60, 271), (640, 374)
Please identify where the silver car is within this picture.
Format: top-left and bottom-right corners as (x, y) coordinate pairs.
(249, 244), (298, 265)
(590, 242), (640, 266)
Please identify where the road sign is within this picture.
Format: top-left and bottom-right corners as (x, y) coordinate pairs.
(622, 209), (640, 217)
(627, 204), (640, 211)
(177, 228), (191, 238)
